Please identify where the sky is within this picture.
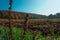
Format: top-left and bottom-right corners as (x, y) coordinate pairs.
(0, 0), (60, 15)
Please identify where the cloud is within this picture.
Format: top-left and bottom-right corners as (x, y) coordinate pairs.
(39, 0), (60, 15)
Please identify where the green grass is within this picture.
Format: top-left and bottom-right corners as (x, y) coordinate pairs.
(0, 25), (60, 40)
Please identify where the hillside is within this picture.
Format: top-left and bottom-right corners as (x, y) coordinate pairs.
(0, 10), (60, 19)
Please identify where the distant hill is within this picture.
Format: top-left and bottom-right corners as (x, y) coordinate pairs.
(0, 10), (60, 19)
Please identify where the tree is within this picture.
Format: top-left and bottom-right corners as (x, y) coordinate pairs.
(48, 14), (54, 19)
(55, 13), (60, 18)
